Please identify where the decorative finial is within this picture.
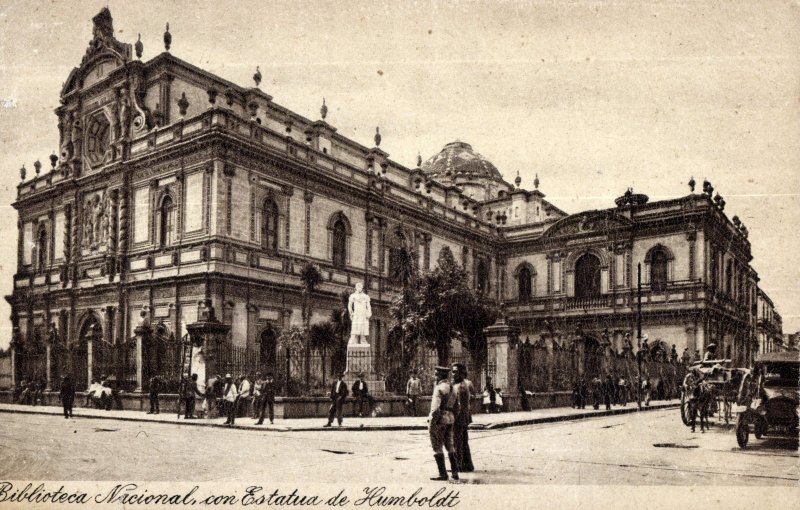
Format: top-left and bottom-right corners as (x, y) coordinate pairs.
(416, 152), (422, 168)
(732, 215), (741, 227)
(514, 171), (521, 188)
(19, 164), (26, 182)
(719, 198), (726, 211)
(135, 34), (143, 59)
(49, 152), (58, 170)
(534, 173), (540, 189)
(320, 98), (328, 120)
(33, 159), (41, 176)
(163, 23), (171, 52)
(714, 192), (722, 206)
(253, 66), (262, 88)
(374, 126), (381, 147)
(207, 87), (218, 106)
(688, 176), (696, 193)
(177, 92), (189, 116)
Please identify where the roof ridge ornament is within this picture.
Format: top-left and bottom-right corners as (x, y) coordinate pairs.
(135, 34), (143, 59)
(253, 66), (262, 88)
(534, 173), (540, 189)
(320, 97), (328, 120)
(374, 126), (381, 147)
(514, 171), (521, 188)
(163, 23), (171, 52)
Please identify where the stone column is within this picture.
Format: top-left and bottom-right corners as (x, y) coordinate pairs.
(9, 334), (17, 388)
(45, 342), (52, 391)
(86, 332), (93, 391)
(484, 316), (520, 406)
(133, 316), (152, 394)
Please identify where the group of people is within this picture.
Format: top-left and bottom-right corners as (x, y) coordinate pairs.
(323, 372), (376, 427)
(573, 374), (642, 410)
(13, 379), (45, 406)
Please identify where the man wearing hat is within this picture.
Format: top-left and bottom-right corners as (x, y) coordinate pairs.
(428, 365), (459, 481)
(352, 372), (373, 417)
(703, 343), (717, 363)
(255, 372), (276, 425)
(323, 372), (349, 427)
(406, 370), (422, 416)
(451, 363), (475, 472)
(222, 374), (239, 426)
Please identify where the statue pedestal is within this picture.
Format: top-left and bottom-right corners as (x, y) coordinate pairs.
(344, 343), (385, 394)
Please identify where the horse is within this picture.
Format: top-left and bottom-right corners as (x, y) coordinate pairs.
(689, 380), (714, 433)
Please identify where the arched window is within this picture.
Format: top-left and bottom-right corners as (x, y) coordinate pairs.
(36, 226), (48, 273)
(332, 219), (347, 268)
(476, 259), (489, 295)
(574, 253), (601, 299)
(518, 265), (532, 300)
(650, 249), (669, 292)
(158, 195), (174, 248)
(262, 199), (279, 252)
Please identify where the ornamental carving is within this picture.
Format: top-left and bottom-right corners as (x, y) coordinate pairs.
(81, 190), (112, 252)
(542, 212), (633, 239)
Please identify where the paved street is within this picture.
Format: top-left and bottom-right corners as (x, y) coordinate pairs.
(0, 408), (796, 485)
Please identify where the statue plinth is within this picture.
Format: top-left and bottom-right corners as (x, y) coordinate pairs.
(344, 344), (385, 395)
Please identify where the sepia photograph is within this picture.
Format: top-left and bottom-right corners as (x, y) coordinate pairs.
(0, 1), (797, 508)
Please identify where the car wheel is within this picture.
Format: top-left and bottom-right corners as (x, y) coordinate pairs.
(736, 416), (749, 449)
(754, 418), (767, 439)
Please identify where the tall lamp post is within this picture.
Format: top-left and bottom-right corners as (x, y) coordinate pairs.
(636, 263), (643, 410)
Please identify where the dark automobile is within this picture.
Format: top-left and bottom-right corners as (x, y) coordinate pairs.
(735, 351), (799, 449)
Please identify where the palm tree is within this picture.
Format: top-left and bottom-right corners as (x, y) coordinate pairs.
(299, 262), (322, 386)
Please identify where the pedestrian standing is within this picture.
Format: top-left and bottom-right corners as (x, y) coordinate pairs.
(255, 372), (276, 425)
(183, 374), (199, 419)
(251, 372), (264, 419)
(237, 374), (252, 418)
(617, 375), (627, 406)
(148, 375), (161, 414)
(591, 375), (602, 410)
(352, 372), (373, 417)
(59, 375), (75, 419)
(451, 363), (475, 473)
(681, 348), (691, 366)
(406, 371), (422, 417)
(642, 376), (652, 407)
(323, 372), (349, 427)
(482, 377), (496, 413)
(222, 374), (239, 426)
(428, 366), (459, 481)
(670, 344), (679, 364)
(604, 375), (615, 410)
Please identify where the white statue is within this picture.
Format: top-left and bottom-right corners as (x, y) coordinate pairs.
(348, 282), (372, 346)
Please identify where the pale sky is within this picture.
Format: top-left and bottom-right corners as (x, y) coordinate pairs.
(0, 0), (798, 348)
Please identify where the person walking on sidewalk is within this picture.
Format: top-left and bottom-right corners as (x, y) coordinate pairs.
(222, 374), (239, 426)
(428, 366), (459, 481)
(352, 373), (374, 417)
(183, 374), (199, 419)
(237, 374), (252, 418)
(148, 375), (162, 414)
(323, 372), (349, 427)
(59, 375), (75, 419)
(452, 363), (475, 473)
(255, 372), (276, 425)
(406, 371), (422, 417)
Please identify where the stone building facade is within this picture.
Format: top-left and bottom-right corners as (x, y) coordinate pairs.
(6, 9), (778, 392)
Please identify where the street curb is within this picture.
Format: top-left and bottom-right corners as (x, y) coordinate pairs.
(0, 402), (679, 432)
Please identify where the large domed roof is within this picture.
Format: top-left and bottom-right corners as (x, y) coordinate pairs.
(421, 141), (503, 181)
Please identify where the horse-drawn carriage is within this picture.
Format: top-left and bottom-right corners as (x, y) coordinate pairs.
(680, 359), (749, 427)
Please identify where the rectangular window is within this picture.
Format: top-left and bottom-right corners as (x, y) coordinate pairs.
(133, 187), (150, 243)
(184, 172), (204, 232)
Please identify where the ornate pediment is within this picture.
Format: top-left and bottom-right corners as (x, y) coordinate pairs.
(61, 8), (131, 97)
(542, 212), (633, 239)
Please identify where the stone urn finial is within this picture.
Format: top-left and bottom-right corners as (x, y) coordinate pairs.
(253, 66), (262, 88)
(19, 164), (26, 182)
(34, 159), (41, 176)
(374, 126), (381, 147)
(534, 173), (540, 189)
(135, 33), (143, 59)
(163, 22), (172, 52)
(320, 97), (328, 120)
(177, 92), (189, 116)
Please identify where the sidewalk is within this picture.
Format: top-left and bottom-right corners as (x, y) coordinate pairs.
(0, 399), (679, 432)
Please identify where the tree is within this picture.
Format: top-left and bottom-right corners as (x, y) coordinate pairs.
(388, 247), (496, 367)
(299, 262), (322, 385)
(277, 326), (306, 394)
(309, 322), (337, 386)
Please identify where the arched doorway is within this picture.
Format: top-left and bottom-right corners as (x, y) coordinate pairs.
(259, 325), (277, 372)
(575, 253), (601, 299)
(74, 314), (102, 389)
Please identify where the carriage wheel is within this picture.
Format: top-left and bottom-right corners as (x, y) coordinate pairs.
(736, 415), (749, 449)
(680, 392), (691, 426)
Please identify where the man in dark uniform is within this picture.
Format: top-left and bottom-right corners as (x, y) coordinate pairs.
(590, 375), (602, 410)
(148, 375), (161, 414)
(323, 372), (349, 427)
(452, 363), (475, 473)
(604, 375), (615, 410)
(428, 366), (459, 481)
(255, 372), (276, 425)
